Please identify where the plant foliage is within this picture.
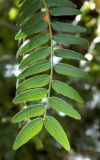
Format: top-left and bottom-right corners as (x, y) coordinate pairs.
(12, 0), (90, 151)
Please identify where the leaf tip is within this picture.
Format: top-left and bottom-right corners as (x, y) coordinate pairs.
(11, 115), (17, 123)
(66, 144), (70, 151)
(11, 117), (14, 123)
(78, 96), (84, 103)
(80, 98), (84, 104)
(12, 98), (16, 104)
(63, 139), (70, 151)
(13, 145), (17, 150)
(13, 139), (19, 150)
(13, 142), (19, 150)
(15, 35), (19, 40)
(77, 114), (81, 120)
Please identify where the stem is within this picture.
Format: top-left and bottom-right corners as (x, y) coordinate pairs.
(42, 0), (54, 119)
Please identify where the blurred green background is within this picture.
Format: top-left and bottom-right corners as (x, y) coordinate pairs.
(0, 0), (100, 160)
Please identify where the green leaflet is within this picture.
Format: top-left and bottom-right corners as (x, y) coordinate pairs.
(21, 12), (45, 29)
(54, 34), (88, 45)
(54, 49), (88, 61)
(17, 75), (50, 92)
(15, 22), (48, 39)
(18, 0), (35, 14)
(52, 80), (84, 103)
(50, 7), (81, 16)
(16, 33), (50, 57)
(47, 0), (77, 8)
(52, 22), (87, 33)
(12, 105), (45, 123)
(20, 47), (51, 69)
(13, 88), (47, 104)
(13, 118), (43, 150)
(54, 63), (90, 80)
(18, 60), (51, 80)
(18, 0), (24, 5)
(44, 116), (70, 151)
(17, 0), (42, 25)
(49, 97), (81, 120)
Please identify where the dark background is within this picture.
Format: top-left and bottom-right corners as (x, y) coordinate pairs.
(0, 0), (100, 160)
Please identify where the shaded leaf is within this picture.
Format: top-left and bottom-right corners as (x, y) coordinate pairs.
(17, 0), (42, 25)
(22, 12), (45, 29)
(52, 22), (87, 33)
(15, 22), (48, 39)
(47, 0), (77, 8)
(54, 34), (88, 45)
(18, 0), (34, 14)
(50, 7), (81, 16)
(18, 0), (24, 5)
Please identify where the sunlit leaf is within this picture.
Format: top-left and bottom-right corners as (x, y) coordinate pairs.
(54, 63), (90, 79)
(13, 88), (47, 104)
(18, 60), (51, 80)
(17, 75), (50, 92)
(55, 49), (88, 61)
(12, 105), (45, 123)
(44, 116), (70, 151)
(49, 97), (81, 120)
(52, 80), (84, 103)
(20, 47), (51, 69)
(13, 118), (43, 150)
(17, 33), (50, 57)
